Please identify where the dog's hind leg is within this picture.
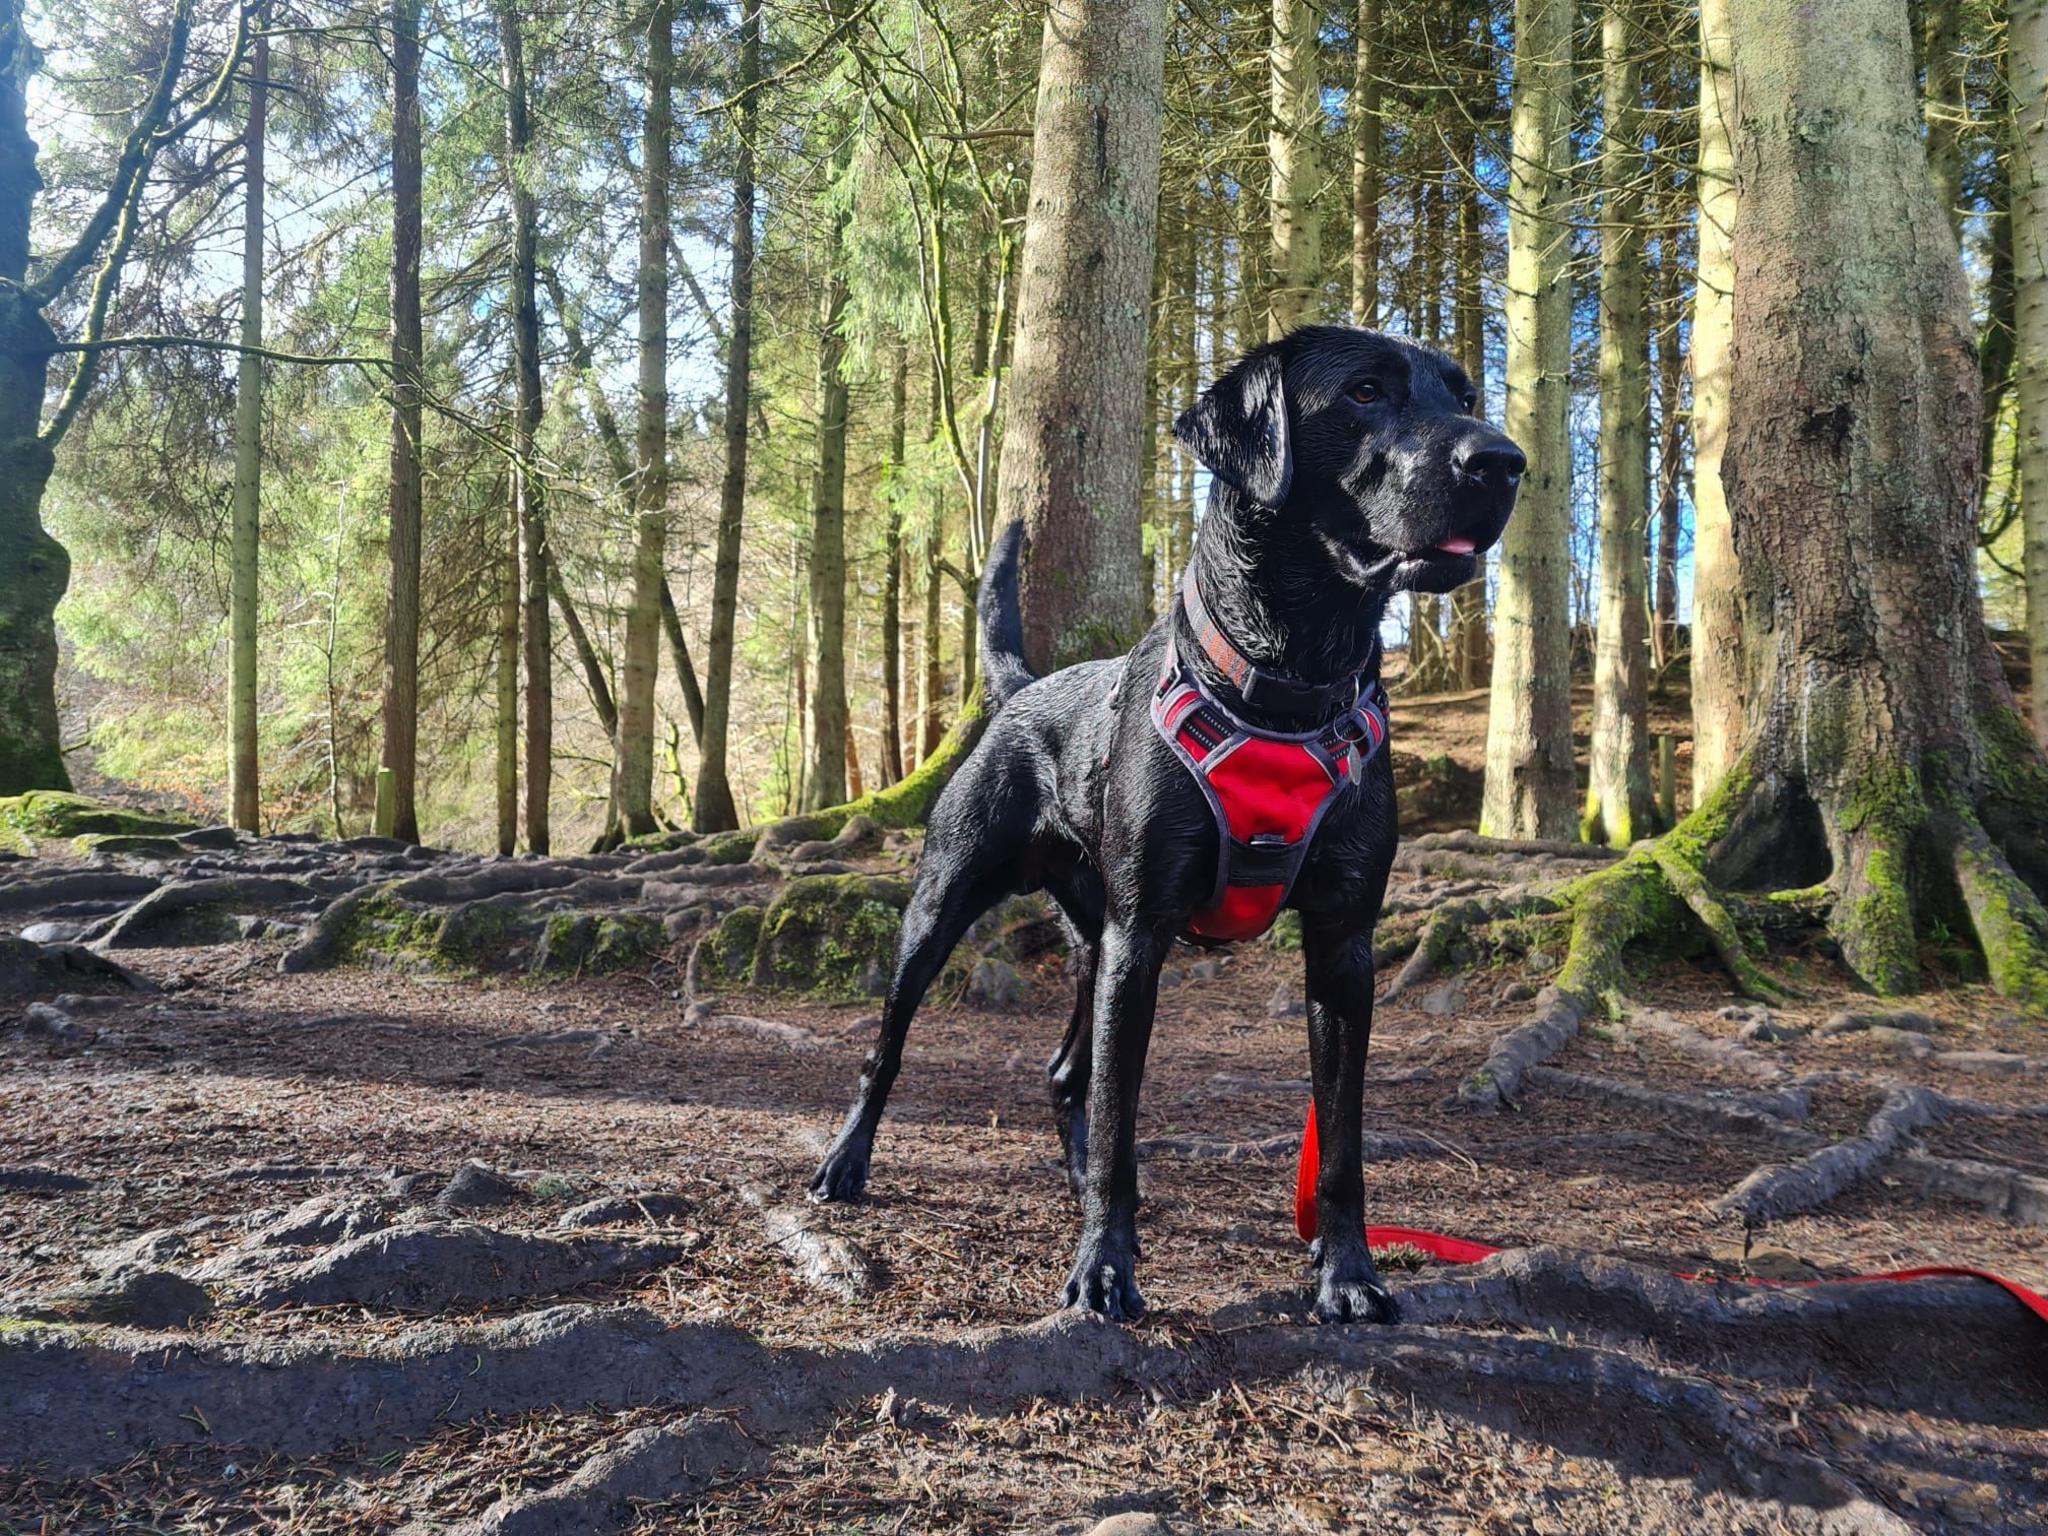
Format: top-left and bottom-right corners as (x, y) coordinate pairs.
(1044, 874), (1105, 1201)
(808, 834), (1021, 1204)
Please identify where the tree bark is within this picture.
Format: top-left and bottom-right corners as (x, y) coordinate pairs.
(228, 28), (266, 832)
(380, 0), (425, 844)
(881, 335), (908, 787)
(1450, 88), (1488, 690)
(1920, 0), (1964, 240)
(1268, 0), (1323, 337)
(1690, 0), (1744, 801)
(1481, 0), (1576, 841)
(1652, 241), (1685, 675)
(500, 2), (550, 853)
(998, 0), (1166, 673)
(1723, 0), (2048, 1002)
(1585, 0), (1655, 848)
(692, 0), (758, 832)
(613, 0), (672, 839)
(1350, 0), (1380, 327)
(497, 495), (518, 855)
(800, 208), (852, 812)
(2016, 0), (2048, 750)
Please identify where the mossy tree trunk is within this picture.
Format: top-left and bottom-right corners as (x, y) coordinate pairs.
(1584, 0), (1655, 849)
(0, 292), (67, 796)
(880, 334), (907, 788)
(997, 0), (1165, 673)
(1713, 0), (2048, 1005)
(1481, 0), (1576, 840)
(1267, 0), (1322, 337)
(381, 0), (425, 845)
(1349, 0), (1380, 328)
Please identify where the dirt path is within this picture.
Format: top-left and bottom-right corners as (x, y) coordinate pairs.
(3, 829), (2046, 1533)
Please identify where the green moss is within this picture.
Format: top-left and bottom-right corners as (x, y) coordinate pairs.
(0, 791), (195, 846)
(592, 914), (665, 971)
(1267, 910), (1303, 953)
(1978, 705), (2048, 807)
(72, 833), (186, 858)
(333, 889), (451, 971)
(701, 830), (761, 865)
(1952, 831), (2048, 1013)
(707, 906), (764, 980)
(751, 874), (909, 1001)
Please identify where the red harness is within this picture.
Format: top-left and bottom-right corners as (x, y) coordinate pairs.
(1150, 578), (1389, 944)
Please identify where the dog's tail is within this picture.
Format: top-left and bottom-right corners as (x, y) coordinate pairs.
(978, 519), (1035, 714)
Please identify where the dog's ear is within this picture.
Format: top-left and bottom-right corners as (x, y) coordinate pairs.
(1174, 347), (1292, 507)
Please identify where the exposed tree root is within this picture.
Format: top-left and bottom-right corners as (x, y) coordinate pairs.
(1631, 1006), (1791, 1084)
(1523, 1067), (1818, 1145)
(1714, 1086), (2048, 1226)
(1381, 890), (1557, 1002)
(14, 1246), (2043, 1533)
(1455, 986), (1590, 1111)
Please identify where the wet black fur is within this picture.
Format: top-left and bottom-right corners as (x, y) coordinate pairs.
(809, 325), (1524, 1323)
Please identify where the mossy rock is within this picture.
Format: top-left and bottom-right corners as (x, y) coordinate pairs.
(701, 830), (761, 865)
(73, 833), (189, 859)
(706, 906), (764, 979)
(1267, 910), (1304, 953)
(437, 900), (539, 970)
(336, 890), (452, 972)
(751, 874), (909, 1001)
(0, 792), (196, 849)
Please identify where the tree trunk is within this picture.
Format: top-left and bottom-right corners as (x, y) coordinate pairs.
(1349, 0), (1380, 327)
(1920, 0), (1964, 240)
(998, 0), (1166, 673)
(228, 28), (266, 832)
(1449, 97), (1488, 691)
(1584, 0), (1655, 848)
(497, 495), (518, 855)
(693, 0), (758, 833)
(2017, 0), (2048, 751)
(1268, 0), (1323, 337)
(380, 0), (424, 845)
(1690, 0), (1744, 801)
(500, 3), (550, 853)
(1481, 0), (1576, 841)
(801, 209), (852, 812)
(613, 0), (672, 839)
(1652, 240), (1685, 675)
(1721, 0), (2048, 1005)
(881, 335), (908, 786)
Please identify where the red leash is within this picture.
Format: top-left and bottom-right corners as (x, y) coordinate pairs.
(1292, 1102), (2048, 1326)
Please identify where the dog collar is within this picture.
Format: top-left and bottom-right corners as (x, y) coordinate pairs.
(1179, 563), (1378, 719)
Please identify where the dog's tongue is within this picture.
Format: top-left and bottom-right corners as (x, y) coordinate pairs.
(1435, 536), (1477, 556)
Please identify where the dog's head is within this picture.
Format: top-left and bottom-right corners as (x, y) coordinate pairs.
(1174, 325), (1524, 595)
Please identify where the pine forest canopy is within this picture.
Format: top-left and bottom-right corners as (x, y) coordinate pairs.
(1, 0), (2045, 1009)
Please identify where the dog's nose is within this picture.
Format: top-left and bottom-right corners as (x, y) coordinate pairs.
(1454, 441), (1526, 489)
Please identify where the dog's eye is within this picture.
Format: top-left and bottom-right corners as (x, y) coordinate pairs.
(1348, 381), (1381, 405)
(1461, 391), (1477, 413)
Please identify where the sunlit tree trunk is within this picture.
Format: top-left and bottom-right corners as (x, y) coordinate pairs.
(693, 0), (757, 832)
(228, 28), (265, 832)
(2018, 0), (2048, 749)
(1584, 0), (1655, 848)
(1350, 0), (1380, 326)
(380, 0), (424, 843)
(998, 0), (1166, 671)
(613, 0), (672, 838)
(1449, 78), (1488, 691)
(801, 208), (852, 812)
(1690, 0), (1744, 800)
(1481, 0), (1576, 840)
(496, 494), (517, 856)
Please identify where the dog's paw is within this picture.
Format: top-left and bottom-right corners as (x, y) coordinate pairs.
(807, 1142), (871, 1203)
(1061, 1238), (1144, 1321)
(1311, 1250), (1398, 1325)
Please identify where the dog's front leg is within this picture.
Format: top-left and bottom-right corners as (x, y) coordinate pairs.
(1060, 916), (1166, 1320)
(1302, 917), (1397, 1324)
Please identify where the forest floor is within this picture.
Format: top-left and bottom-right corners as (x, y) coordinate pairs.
(4, 682), (2047, 1534)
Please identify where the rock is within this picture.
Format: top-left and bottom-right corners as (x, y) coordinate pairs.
(85, 1218), (224, 1272)
(233, 914), (270, 939)
(1867, 1025), (1935, 1056)
(1523, 949), (1554, 972)
(249, 1194), (390, 1248)
(1084, 1516), (1174, 1536)
(27, 1267), (214, 1327)
(1184, 956), (1226, 982)
(18, 920), (89, 944)
(1266, 983), (1305, 1020)
(966, 956), (1025, 1008)
(1420, 980), (1466, 1017)
(748, 875), (908, 1000)
(1494, 981), (1539, 1005)
(556, 1193), (693, 1230)
(384, 1170), (442, 1199)
(1819, 1009), (1940, 1037)
(177, 825), (241, 850)
(17, 1001), (93, 1044)
(438, 1161), (524, 1212)
(0, 1166), (93, 1193)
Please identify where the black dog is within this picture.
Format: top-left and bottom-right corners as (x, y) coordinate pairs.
(809, 325), (1522, 1322)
